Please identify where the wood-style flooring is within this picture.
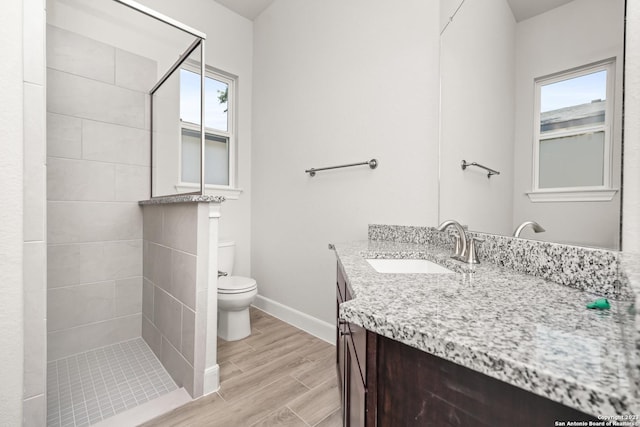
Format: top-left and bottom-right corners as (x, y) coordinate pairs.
(141, 307), (341, 426)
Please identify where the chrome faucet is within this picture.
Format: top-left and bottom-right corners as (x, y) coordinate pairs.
(436, 220), (481, 264)
(513, 221), (545, 238)
(436, 220), (468, 260)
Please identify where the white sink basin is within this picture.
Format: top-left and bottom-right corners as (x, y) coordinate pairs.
(365, 258), (454, 274)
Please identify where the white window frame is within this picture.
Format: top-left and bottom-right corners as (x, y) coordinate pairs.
(175, 62), (242, 199)
(527, 59), (618, 203)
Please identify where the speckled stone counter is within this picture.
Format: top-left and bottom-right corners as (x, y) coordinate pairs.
(334, 239), (638, 417)
(138, 195), (225, 205)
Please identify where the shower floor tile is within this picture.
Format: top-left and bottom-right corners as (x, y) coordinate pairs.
(47, 338), (178, 427)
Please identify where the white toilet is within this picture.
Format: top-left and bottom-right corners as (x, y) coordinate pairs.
(217, 241), (258, 341)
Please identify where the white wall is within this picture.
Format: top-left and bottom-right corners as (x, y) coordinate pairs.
(624, 0), (640, 252)
(512, 0), (624, 248)
(47, 0), (254, 276)
(0, 0), (25, 424)
(439, 0), (516, 236)
(251, 0), (441, 327)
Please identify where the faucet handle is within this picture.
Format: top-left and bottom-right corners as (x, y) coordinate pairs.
(451, 235), (463, 258)
(462, 238), (483, 264)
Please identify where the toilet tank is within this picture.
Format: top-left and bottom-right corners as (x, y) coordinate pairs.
(218, 240), (235, 275)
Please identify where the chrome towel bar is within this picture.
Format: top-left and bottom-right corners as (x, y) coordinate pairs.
(306, 159), (378, 177)
(461, 160), (500, 178)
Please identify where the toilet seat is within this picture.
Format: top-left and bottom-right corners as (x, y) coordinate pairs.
(218, 276), (257, 294)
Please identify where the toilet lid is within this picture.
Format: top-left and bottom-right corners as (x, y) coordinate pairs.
(218, 276), (257, 294)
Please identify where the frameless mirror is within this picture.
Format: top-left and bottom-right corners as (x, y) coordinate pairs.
(439, 0), (624, 249)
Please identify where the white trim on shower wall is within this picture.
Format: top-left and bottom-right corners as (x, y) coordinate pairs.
(252, 295), (335, 344)
(203, 364), (220, 395)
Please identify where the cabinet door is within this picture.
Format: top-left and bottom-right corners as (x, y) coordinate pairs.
(345, 335), (366, 427)
(337, 299), (345, 390)
(336, 264), (348, 402)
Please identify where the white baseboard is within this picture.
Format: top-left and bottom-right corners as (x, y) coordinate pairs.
(252, 295), (335, 344)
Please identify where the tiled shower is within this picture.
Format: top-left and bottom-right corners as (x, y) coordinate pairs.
(45, 23), (180, 426)
(46, 339), (177, 426)
(43, 0), (225, 419)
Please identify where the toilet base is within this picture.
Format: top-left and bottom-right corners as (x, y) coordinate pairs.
(218, 307), (252, 341)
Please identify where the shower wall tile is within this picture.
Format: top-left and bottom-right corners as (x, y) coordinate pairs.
(163, 204), (198, 255)
(103, 239), (143, 278)
(143, 205), (163, 244)
(47, 69), (146, 129)
(47, 314), (141, 361)
(115, 277), (143, 317)
(145, 92), (151, 130)
(47, 157), (116, 201)
(115, 49), (157, 92)
(47, 112), (81, 159)
(171, 250), (197, 309)
(48, 281), (115, 331)
(23, 242), (46, 399)
(47, 25), (115, 84)
(161, 338), (194, 395)
(48, 240), (141, 288)
(48, 201), (142, 244)
(48, 242), (104, 287)
(142, 278), (155, 321)
(116, 164), (151, 202)
(142, 315), (162, 359)
(153, 287), (183, 351)
(144, 242), (172, 291)
(82, 119), (150, 166)
(181, 308), (196, 366)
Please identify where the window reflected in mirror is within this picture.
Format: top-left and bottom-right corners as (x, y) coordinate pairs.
(534, 61), (614, 191)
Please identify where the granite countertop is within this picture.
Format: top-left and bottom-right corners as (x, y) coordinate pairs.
(334, 239), (637, 417)
(138, 195), (225, 205)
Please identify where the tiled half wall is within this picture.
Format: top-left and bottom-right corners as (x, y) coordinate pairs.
(141, 203), (213, 398)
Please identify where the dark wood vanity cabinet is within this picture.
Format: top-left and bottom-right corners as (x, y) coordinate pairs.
(335, 263), (596, 426)
(336, 264), (372, 426)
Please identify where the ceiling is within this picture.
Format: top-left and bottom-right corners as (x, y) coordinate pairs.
(506, 0), (575, 22)
(214, 0), (575, 24)
(214, 0), (276, 20)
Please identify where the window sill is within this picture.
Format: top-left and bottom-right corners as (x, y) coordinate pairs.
(526, 188), (618, 202)
(175, 183), (243, 200)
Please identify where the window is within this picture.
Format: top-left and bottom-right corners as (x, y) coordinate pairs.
(179, 66), (236, 191)
(530, 60), (617, 202)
